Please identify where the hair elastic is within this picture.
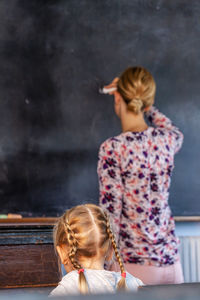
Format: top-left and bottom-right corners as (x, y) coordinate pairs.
(121, 272), (126, 278)
(78, 268), (84, 274)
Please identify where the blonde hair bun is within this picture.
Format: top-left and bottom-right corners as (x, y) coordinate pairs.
(117, 66), (156, 114)
(127, 98), (143, 114)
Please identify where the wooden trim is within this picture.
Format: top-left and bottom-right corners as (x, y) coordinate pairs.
(0, 216), (200, 227)
(0, 217), (57, 226)
(0, 283), (57, 289)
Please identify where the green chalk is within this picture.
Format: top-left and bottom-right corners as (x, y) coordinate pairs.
(0, 214), (8, 219)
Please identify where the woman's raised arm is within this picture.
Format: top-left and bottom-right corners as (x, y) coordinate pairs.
(146, 106), (184, 154)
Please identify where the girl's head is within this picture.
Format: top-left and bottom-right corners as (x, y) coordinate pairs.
(54, 204), (126, 294)
(116, 66), (156, 115)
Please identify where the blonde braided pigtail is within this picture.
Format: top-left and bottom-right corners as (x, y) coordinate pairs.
(64, 218), (89, 294)
(105, 213), (127, 291)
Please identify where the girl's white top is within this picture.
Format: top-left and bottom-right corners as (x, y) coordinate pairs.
(50, 269), (143, 296)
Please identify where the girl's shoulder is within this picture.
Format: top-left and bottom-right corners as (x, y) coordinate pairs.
(114, 271), (144, 289)
(49, 271), (79, 296)
(86, 269), (143, 291)
(125, 271), (144, 289)
(103, 271), (144, 292)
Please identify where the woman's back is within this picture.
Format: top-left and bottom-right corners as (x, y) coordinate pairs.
(98, 106), (183, 266)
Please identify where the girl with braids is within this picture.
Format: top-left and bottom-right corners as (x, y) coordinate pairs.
(98, 66), (184, 284)
(50, 204), (143, 296)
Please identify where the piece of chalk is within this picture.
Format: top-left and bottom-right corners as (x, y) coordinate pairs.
(7, 213), (22, 219)
(0, 214), (8, 219)
(99, 87), (117, 94)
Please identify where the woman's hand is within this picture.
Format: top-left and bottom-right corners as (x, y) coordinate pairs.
(103, 77), (119, 95)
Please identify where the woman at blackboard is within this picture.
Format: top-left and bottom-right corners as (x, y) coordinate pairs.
(97, 66), (184, 285)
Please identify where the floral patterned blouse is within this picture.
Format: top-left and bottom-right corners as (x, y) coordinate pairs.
(98, 106), (184, 267)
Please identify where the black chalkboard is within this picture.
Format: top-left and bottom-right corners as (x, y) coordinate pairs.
(0, 0), (199, 216)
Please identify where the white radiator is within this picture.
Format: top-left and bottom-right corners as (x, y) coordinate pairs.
(179, 236), (200, 283)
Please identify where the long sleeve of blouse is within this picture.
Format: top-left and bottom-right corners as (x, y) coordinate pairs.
(145, 106), (184, 154)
